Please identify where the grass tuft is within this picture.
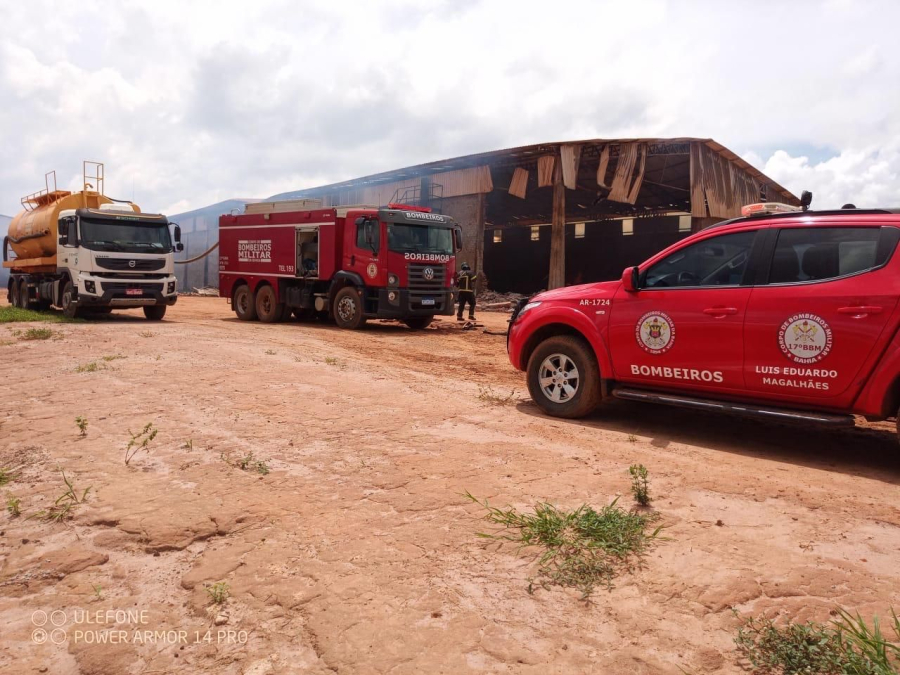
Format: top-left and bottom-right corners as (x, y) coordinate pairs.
(31, 470), (91, 523)
(75, 416), (88, 436)
(465, 491), (663, 598)
(0, 306), (81, 323)
(21, 327), (54, 340)
(735, 609), (900, 675)
(206, 581), (230, 605)
(6, 494), (21, 517)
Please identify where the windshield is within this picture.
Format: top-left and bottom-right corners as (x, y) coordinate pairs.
(387, 223), (453, 255)
(80, 219), (172, 253)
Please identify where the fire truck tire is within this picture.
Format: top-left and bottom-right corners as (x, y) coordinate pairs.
(61, 281), (81, 319)
(256, 285), (284, 324)
(526, 335), (601, 419)
(333, 286), (366, 330)
(404, 316), (434, 330)
(143, 305), (167, 321)
(18, 279), (32, 310)
(233, 284), (257, 321)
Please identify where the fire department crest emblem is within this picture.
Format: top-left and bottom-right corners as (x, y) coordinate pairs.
(778, 313), (833, 363)
(636, 311), (675, 355)
(366, 263), (378, 279)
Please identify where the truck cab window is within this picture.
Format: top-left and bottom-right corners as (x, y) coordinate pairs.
(768, 227), (897, 284)
(357, 219), (380, 253)
(643, 230), (757, 288)
(67, 218), (77, 246)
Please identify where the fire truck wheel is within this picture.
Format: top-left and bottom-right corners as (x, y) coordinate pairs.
(61, 282), (81, 319)
(526, 335), (601, 419)
(18, 279), (32, 310)
(143, 305), (167, 320)
(404, 316), (434, 330)
(333, 286), (366, 330)
(256, 285), (284, 324)
(233, 284), (257, 321)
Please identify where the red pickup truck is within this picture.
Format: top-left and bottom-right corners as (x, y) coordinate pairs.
(507, 203), (900, 439)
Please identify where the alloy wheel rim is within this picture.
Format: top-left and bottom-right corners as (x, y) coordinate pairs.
(538, 353), (580, 403)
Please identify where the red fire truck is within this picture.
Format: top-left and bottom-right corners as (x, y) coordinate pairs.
(507, 199), (900, 440)
(218, 202), (462, 329)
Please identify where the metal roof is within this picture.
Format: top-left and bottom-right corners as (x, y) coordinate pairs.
(271, 137), (798, 204)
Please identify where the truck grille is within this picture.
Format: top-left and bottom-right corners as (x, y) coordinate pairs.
(95, 257), (166, 271)
(407, 263), (446, 310)
(100, 282), (163, 297)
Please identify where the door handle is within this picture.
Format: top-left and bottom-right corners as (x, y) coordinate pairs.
(838, 305), (882, 316)
(350, 254), (355, 266)
(703, 307), (738, 316)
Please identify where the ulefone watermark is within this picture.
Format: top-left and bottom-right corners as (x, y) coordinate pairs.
(30, 608), (248, 645)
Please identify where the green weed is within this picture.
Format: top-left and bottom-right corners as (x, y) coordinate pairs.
(124, 423), (158, 465)
(465, 491), (662, 598)
(31, 471), (91, 523)
(21, 327), (54, 340)
(237, 451), (270, 476)
(205, 581), (230, 605)
(735, 608), (900, 674)
(76, 416), (88, 437)
(6, 494), (21, 517)
(629, 464), (651, 506)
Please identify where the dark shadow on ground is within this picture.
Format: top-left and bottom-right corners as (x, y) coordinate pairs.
(515, 397), (900, 484)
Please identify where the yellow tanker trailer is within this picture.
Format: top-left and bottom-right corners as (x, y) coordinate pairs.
(3, 163), (183, 319)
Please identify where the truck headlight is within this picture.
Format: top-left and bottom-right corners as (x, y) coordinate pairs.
(388, 274), (399, 287)
(167, 281), (176, 294)
(518, 301), (541, 318)
(388, 291), (398, 303)
(84, 280), (96, 294)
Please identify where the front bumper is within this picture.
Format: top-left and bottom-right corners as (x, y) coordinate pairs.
(373, 288), (455, 317)
(77, 275), (179, 308)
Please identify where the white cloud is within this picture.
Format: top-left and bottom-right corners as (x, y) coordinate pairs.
(0, 0), (899, 216)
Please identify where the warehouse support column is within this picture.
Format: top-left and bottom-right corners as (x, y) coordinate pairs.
(548, 156), (565, 289)
(475, 192), (486, 292)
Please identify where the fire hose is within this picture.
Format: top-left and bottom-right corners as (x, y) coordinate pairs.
(175, 241), (219, 265)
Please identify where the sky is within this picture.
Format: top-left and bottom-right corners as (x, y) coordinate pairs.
(0, 0), (898, 218)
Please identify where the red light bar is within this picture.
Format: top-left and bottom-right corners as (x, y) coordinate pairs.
(388, 203), (432, 213)
(741, 202), (802, 217)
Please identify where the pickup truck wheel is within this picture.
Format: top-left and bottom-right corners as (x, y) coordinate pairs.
(233, 284), (257, 321)
(61, 282), (81, 319)
(256, 285), (284, 323)
(404, 316), (434, 330)
(143, 305), (166, 320)
(526, 336), (600, 419)
(333, 287), (366, 330)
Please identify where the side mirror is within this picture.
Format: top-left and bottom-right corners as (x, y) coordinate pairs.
(622, 266), (639, 292)
(173, 223), (181, 243)
(355, 216), (366, 227)
(454, 227), (463, 252)
(59, 231), (68, 246)
(176, 242), (184, 252)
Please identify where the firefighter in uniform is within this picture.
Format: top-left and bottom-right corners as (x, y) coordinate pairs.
(456, 262), (477, 321)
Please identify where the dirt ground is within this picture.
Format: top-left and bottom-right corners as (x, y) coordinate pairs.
(1, 296), (898, 675)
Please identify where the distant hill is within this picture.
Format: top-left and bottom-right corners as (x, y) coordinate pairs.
(0, 215), (11, 290)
